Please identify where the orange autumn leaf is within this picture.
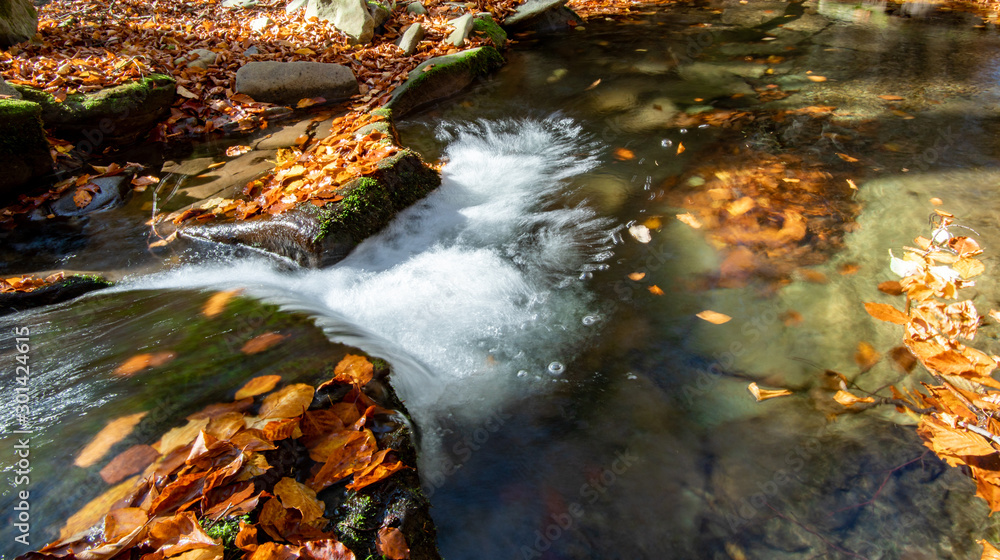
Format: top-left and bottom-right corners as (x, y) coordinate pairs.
(75, 412), (148, 468)
(878, 281), (904, 296)
(613, 147), (635, 161)
(854, 341), (881, 371)
(980, 540), (1000, 560)
(377, 527), (411, 560)
(259, 383), (315, 420)
(917, 416), (998, 467)
(648, 285), (664, 295)
(347, 451), (408, 491)
(747, 382), (793, 402)
(675, 212), (702, 229)
(807, 75), (827, 82)
(225, 145), (252, 157)
(202, 289), (241, 317)
(696, 310), (731, 324)
(627, 272), (645, 281)
(878, 94), (905, 101)
(60, 475), (141, 540)
(333, 354), (375, 386)
(99, 444), (159, 484)
(113, 351), (177, 376)
(274, 477), (325, 525)
(676, 142), (685, 154)
(241, 332), (288, 355)
(833, 389), (875, 407)
(863, 302), (909, 325)
(235, 375), (283, 400)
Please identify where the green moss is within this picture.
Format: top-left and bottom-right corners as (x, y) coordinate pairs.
(0, 99), (45, 156)
(335, 493), (379, 550)
(201, 514), (250, 558)
(387, 46), (504, 116)
(472, 15), (507, 48)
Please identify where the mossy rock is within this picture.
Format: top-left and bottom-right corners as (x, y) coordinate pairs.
(472, 13), (507, 49)
(0, 98), (52, 201)
(384, 46), (504, 118)
(13, 74), (176, 146)
(0, 274), (113, 316)
(176, 114), (440, 267)
(502, 0), (581, 32)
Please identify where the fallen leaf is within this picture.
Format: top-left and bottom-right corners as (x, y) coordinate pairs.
(833, 389), (875, 407)
(241, 332), (288, 355)
(864, 302), (909, 325)
(235, 375), (283, 400)
(889, 345), (917, 373)
(377, 527), (411, 560)
(114, 351), (177, 376)
(99, 444), (159, 484)
(225, 145), (252, 157)
(838, 263), (860, 275)
(980, 540), (1000, 560)
(203, 289), (241, 317)
(177, 85), (199, 99)
(696, 310), (731, 324)
(878, 281), (904, 296)
(807, 75), (827, 82)
(259, 383), (315, 419)
(748, 382), (793, 402)
(836, 152), (859, 162)
(676, 212), (702, 229)
(677, 142), (685, 154)
(584, 78), (601, 91)
(274, 477), (325, 524)
(60, 475), (141, 540)
(613, 147), (635, 161)
(333, 354), (375, 387)
(930, 197), (943, 206)
(854, 341), (882, 371)
(628, 272), (646, 281)
(75, 412), (148, 468)
(878, 94), (905, 101)
(847, 179), (858, 191)
(648, 285), (664, 295)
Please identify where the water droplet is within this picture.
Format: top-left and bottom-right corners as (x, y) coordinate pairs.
(548, 361), (566, 376)
(661, 139), (673, 148)
(679, 128), (688, 134)
(583, 315), (600, 326)
(517, 370), (528, 378)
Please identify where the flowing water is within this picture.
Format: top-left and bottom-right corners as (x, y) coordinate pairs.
(6, 0), (1000, 558)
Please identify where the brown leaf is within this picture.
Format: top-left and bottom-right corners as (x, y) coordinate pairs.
(274, 477), (326, 524)
(807, 75), (827, 82)
(103, 507), (149, 543)
(203, 289), (240, 317)
(99, 444), (159, 484)
(980, 540), (1000, 560)
(878, 94), (905, 101)
(863, 302), (909, 325)
(918, 415), (998, 466)
(241, 332), (288, 355)
(347, 451), (408, 491)
(648, 285), (664, 296)
(235, 375), (283, 400)
(60, 475), (141, 540)
(677, 142), (685, 154)
(333, 354), (375, 386)
(235, 522), (259, 552)
(153, 417), (210, 455)
(854, 341), (881, 372)
(747, 382), (793, 402)
(613, 147), (635, 161)
(302, 539), (356, 560)
(377, 527), (411, 559)
(627, 272), (645, 281)
(877, 281), (904, 296)
(75, 412), (148, 468)
(676, 212), (702, 229)
(259, 383), (315, 419)
(696, 310), (731, 324)
(889, 346), (917, 373)
(147, 511), (220, 555)
(836, 152), (858, 162)
(113, 351), (177, 376)
(309, 429), (378, 491)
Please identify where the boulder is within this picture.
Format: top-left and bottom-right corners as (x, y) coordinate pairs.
(472, 13), (506, 48)
(306, 0), (376, 44)
(235, 61), (358, 105)
(0, 99), (51, 200)
(368, 0), (394, 29)
(503, 0), (581, 32)
(175, 114), (441, 268)
(447, 13), (474, 47)
(12, 74), (176, 146)
(185, 48), (217, 69)
(0, 76), (21, 98)
(0, 0), (38, 48)
(385, 46), (504, 118)
(250, 16), (273, 33)
(398, 22), (424, 55)
(50, 175), (133, 217)
(404, 1), (425, 14)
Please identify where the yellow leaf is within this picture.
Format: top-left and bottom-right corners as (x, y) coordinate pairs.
(833, 389), (875, 407)
(203, 289), (241, 317)
(676, 212), (702, 229)
(627, 272), (645, 281)
(75, 412), (148, 468)
(954, 258), (985, 279)
(696, 310), (731, 324)
(863, 302), (909, 325)
(235, 375), (283, 400)
(677, 142), (685, 155)
(748, 382), (793, 402)
(294, 48), (317, 55)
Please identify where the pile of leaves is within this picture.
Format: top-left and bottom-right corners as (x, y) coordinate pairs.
(164, 111), (406, 225)
(30, 353), (415, 560)
(2, 0), (512, 138)
(0, 272), (67, 293)
(669, 147), (859, 288)
(836, 211), (1000, 558)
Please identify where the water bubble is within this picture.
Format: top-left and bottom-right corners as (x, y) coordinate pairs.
(579, 271), (593, 280)
(679, 128), (688, 134)
(548, 361), (566, 376)
(582, 315), (600, 326)
(661, 139), (673, 148)
(517, 370), (528, 378)
(627, 372), (638, 380)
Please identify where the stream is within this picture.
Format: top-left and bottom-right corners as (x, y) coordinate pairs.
(6, 0), (1000, 558)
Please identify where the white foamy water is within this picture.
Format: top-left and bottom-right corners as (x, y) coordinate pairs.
(125, 117), (614, 410)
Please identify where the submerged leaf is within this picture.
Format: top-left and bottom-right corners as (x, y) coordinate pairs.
(235, 375), (283, 400)
(747, 382), (793, 402)
(75, 412), (148, 468)
(696, 310), (731, 324)
(863, 302), (909, 325)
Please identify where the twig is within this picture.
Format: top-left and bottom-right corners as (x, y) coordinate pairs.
(763, 502), (869, 560)
(827, 451), (929, 516)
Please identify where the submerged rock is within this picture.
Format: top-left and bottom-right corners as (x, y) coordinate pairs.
(50, 175), (133, 217)
(0, 99), (52, 200)
(0, 0), (38, 47)
(0, 273), (112, 316)
(503, 0), (581, 32)
(385, 46), (504, 118)
(235, 61), (359, 105)
(306, 0), (376, 44)
(12, 74), (176, 146)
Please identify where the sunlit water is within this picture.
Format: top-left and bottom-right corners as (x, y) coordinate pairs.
(6, 0), (1000, 558)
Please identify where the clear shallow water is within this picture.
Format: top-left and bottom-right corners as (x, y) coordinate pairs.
(6, 0), (1000, 558)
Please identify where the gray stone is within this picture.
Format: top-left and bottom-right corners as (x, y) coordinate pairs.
(51, 175), (132, 217)
(386, 46), (504, 118)
(0, 99), (51, 200)
(250, 16), (273, 33)
(244, 45), (260, 56)
(447, 13), (473, 47)
(0, 274), (111, 317)
(286, 0), (308, 12)
(186, 48), (218, 70)
(368, 0), (394, 28)
(778, 12), (830, 34)
(677, 62), (755, 98)
(0, 0), (38, 48)
(306, 0), (376, 44)
(398, 22), (424, 56)
(404, 1), (425, 14)
(0, 78), (21, 99)
(503, 0), (564, 28)
(166, 149), (278, 204)
(235, 61), (358, 105)
(254, 116), (334, 150)
(222, 0), (258, 7)
(719, 1), (788, 28)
